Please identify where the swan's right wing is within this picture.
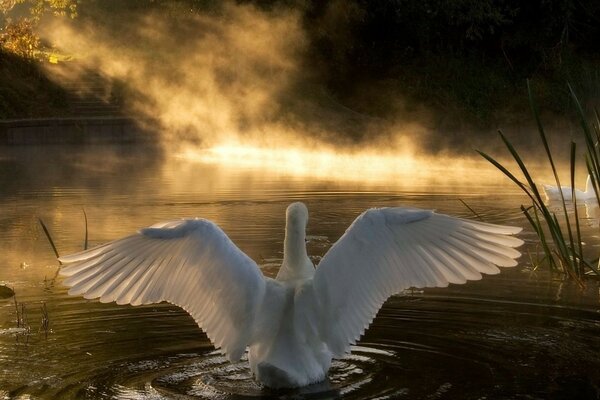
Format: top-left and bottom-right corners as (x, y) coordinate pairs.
(308, 208), (523, 357)
(59, 218), (266, 361)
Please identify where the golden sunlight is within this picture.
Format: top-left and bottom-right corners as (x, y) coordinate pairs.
(176, 143), (509, 188)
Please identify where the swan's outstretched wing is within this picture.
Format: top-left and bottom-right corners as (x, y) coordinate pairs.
(310, 208), (523, 357)
(59, 218), (266, 361)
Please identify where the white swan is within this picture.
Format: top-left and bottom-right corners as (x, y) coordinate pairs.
(542, 175), (596, 201)
(59, 202), (523, 388)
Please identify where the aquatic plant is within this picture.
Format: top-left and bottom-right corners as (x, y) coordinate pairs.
(13, 294), (30, 338)
(569, 84), (600, 205)
(83, 208), (88, 250)
(38, 217), (60, 260)
(40, 302), (50, 338)
(39, 209), (89, 262)
(479, 82), (600, 281)
(458, 199), (483, 221)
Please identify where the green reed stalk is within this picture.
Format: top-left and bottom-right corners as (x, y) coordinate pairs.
(458, 199), (483, 221)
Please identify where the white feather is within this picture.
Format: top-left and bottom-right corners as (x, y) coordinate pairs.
(307, 208), (522, 358)
(60, 218), (266, 361)
(59, 203), (522, 388)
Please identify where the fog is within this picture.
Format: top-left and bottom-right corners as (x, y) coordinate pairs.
(35, 1), (588, 185)
(38, 3), (437, 150)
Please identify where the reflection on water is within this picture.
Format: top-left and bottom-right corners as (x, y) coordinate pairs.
(1, 144), (600, 399)
(177, 143), (505, 186)
(584, 200), (600, 228)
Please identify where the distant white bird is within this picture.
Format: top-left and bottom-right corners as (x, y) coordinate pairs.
(59, 202), (523, 388)
(542, 175), (596, 201)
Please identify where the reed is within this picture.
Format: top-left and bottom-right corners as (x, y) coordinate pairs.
(38, 217), (60, 261)
(569, 83), (600, 205)
(478, 81), (600, 281)
(458, 199), (483, 221)
(83, 208), (89, 250)
(13, 294), (30, 334)
(40, 302), (50, 339)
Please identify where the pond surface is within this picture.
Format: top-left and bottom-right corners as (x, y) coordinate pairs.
(0, 144), (599, 399)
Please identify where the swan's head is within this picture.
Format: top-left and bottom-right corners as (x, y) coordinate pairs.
(286, 202), (309, 234)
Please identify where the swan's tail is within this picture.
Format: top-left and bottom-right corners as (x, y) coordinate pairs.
(255, 362), (296, 388)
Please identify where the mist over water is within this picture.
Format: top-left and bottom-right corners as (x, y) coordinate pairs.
(34, 0), (592, 188)
(39, 2), (464, 158)
(2, 3), (600, 398)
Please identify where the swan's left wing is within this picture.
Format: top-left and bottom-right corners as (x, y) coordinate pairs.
(308, 208), (523, 357)
(59, 218), (266, 361)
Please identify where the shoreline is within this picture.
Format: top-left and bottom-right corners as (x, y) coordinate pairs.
(0, 117), (158, 145)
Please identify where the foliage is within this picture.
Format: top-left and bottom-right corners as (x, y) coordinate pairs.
(304, 0), (600, 72)
(0, 0), (77, 59)
(302, 0), (600, 124)
(0, 18), (39, 58)
(1, 0), (77, 20)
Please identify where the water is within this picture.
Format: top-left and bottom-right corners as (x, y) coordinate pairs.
(0, 144), (599, 399)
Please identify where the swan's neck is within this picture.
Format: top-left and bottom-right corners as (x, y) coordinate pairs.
(277, 218), (314, 282)
(585, 175), (593, 194)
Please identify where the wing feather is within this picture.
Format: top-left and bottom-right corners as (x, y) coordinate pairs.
(59, 218), (266, 361)
(309, 207), (522, 357)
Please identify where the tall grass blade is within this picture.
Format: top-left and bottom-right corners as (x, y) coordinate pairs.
(480, 84), (600, 279)
(497, 130), (544, 205)
(527, 83), (577, 267)
(521, 205), (556, 270)
(477, 150), (535, 204)
(83, 208), (88, 250)
(38, 218), (60, 261)
(459, 199), (483, 221)
(570, 142), (584, 277)
(568, 83), (597, 165)
(586, 156), (600, 204)
(528, 81), (565, 194)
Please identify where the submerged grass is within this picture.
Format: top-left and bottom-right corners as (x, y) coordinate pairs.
(479, 81), (600, 282)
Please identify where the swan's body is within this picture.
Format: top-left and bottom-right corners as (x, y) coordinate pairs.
(59, 202), (523, 388)
(543, 175), (596, 201)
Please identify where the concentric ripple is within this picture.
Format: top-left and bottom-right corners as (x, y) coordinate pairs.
(61, 346), (408, 399)
(4, 282), (600, 399)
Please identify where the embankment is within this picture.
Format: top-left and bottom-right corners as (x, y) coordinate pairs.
(0, 117), (157, 145)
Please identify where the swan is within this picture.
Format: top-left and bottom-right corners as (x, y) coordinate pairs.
(542, 175), (596, 201)
(59, 202), (523, 388)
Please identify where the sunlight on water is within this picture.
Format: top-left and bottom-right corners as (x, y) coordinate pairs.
(1, 145), (600, 399)
(177, 143), (506, 186)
